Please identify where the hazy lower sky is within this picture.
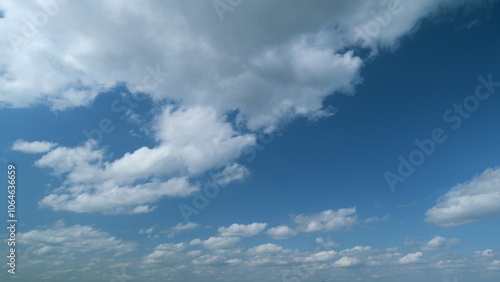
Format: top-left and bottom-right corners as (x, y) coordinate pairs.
(1, 0), (500, 281)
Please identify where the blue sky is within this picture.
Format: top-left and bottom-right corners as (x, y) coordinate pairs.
(1, 0), (500, 281)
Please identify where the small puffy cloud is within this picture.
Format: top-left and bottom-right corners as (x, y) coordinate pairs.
(212, 163), (250, 185)
(167, 222), (199, 238)
(143, 243), (188, 264)
(304, 250), (337, 263)
(421, 236), (459, 251)
(425, 167), (500, 227)
(192, 254), (227, 266)
(139, 227), (154, 234)
(173, 222), (199, 233)
(474, 249), (494, 257)
(315, 237), (338, 247)
(334, 256), (360, 267)
(398, 252), (423, 264)
(363, 214), (391, 223)
(11, 139), (57, 153)
(218, 223), (267, 237)
(201, 236), (241, 249)
(293, 208), (358, 232)
(247, 243), (283, 255)
(265, 225), (297, 239)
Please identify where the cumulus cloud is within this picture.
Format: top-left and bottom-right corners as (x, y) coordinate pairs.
(218, 223), (267, 237)
(166, 222), (200, 238)
(199, 236), (241, 250)
(334, 256), (360, 267)
(4, 0), (489, 217)
(425, 167), (500, 227)
(143, 242), (188, 264)
(420, 236), (459, 251)
(266, 225), (297, 239)
(0, 0), (484, 128)
(11, 139), (57, 153)
(293, 207), (358, 232)
(32, 105), (254, 214)
(247, 243), (283, 255)
(212, 163), (250, 186)
(398, 252), (423, 264)
(19, 221), (135, 257)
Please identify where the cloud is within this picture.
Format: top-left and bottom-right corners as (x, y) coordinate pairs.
(474, 249), (494, 258)
(218, 223), (267, 237)
(398, 252), (423, 264)
(172, 222), (199, 233)
(31, 105), (254, 214)
(192, 254), (228, 266)
(265, 225), (297, 239)
(247, 243), (283, 255)
(334, 256), (360, 267)
(11, 139), (57, 153)
(5, 0), (489, 218)
(139, 227), (154, 234)
(363, 214), (391, 223)
(143, 243), (188, 264)
(0, 0), (484, 130)
(420, 236), (460, 251)
(19, 221), (135, 257)
(195, 236), (241, 250)
(293, 207), (358, 232)
(212, 163), (250, 186)
(166, 222), (200, 238)
(425, 167), (500, 227)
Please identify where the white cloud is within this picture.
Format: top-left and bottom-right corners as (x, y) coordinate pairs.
(398, 252), (423, 264)
(212, 163), (250, 185)
(19, 221), (135, 257)
(218, 223), (267, 237)
(143, 243), (188, 264)
(172, 222), (199, 233)
(425, 167), (500, 227)
(192, 254), (227, 266)
(334, 256), (360, 267)
(421, 236), (459, 251)
(4, 0), (489, 218)
(474, 249), (494, 257)
(11, 139), (57, 153)
(265, 225), (297, 239)
(166, 222), (200, 238)
(39, 175), (198, 214)
(0, 0), (484, 130)
(139, 227), (154, 234)
(201, 236), (241, 249)
(304, 250), (338, 263)
(293, 208), (358, 232)
(363, 214), (391, 223)
(247, 243), (283, 255)
(31, 105), (254, 214)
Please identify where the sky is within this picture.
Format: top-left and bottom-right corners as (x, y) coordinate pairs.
(0, 0), (500, 281)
